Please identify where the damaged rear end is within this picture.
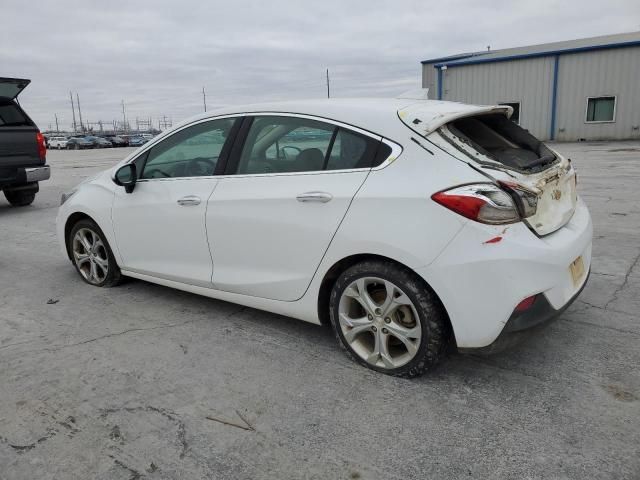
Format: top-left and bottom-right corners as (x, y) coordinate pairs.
(400, 103), (577, 237)
(400, 101), (592, 350)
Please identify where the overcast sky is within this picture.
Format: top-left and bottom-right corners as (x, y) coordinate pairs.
(3, 0), (639, 131)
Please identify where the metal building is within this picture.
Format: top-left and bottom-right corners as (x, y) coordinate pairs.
(421, 31), (640, 141)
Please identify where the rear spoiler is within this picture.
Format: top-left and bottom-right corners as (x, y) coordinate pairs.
(399, 103), (513, 137)
(0, 77), (31, 100)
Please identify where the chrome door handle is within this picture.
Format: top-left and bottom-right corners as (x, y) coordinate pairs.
(296, 191), (333, 203)
(177, 195), (201, 206)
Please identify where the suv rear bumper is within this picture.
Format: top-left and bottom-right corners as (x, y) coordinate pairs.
(0, 165), (50, 187)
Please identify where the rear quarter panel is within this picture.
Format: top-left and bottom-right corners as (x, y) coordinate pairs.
(316, 138), (486, 275)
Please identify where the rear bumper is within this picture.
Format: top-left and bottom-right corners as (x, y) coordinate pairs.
(458, 269), (590, 353)
(25, 166), (50, 182)
(415, 196), (593, 348)
(0, 165), (50, 187)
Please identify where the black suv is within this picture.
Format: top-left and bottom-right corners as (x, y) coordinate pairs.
(0, 78), (50, 206)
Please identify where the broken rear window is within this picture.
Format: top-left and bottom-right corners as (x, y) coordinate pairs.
(447, 114), (556, 172)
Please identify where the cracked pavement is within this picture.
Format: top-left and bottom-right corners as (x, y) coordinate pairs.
(1, 143), (639, 479)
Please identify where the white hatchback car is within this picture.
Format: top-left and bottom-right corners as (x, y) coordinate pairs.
(56, 98), (592, 377)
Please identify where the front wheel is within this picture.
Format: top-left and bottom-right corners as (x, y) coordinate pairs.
(68, 219), (122, 287)
(329, 260), (450, 378)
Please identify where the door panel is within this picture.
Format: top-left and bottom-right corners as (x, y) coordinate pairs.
(207, 171), (368, 301)
(112, 178), (218, 286)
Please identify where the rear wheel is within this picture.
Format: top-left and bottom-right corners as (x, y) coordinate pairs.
(329, 260), (449, 378)
(69, 219), (122, 287)
(4, 189), (36, 206)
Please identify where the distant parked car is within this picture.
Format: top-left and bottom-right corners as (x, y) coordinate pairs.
(128, 136), (148, 147)
(49, 136), (69, 149)
(66, 137), (93, 150)
(103, 135), (128, 147)
(84, 136), (112, 148)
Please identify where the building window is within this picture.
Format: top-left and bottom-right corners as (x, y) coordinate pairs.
(586, 96), (616, 123)
(499, 102), (520, 124)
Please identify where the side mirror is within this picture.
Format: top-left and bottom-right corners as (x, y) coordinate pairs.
(113, 164), (137, 194)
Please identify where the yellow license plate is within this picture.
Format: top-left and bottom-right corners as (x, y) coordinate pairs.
(569, 256), (585, 287)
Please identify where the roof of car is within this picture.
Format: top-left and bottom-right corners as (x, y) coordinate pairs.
(170, 97), (496, 139)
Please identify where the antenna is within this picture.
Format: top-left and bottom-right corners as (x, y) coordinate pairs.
(70, 92), (77, 132)
(326, 69), (330, 99)
(202, 86), (207, 112)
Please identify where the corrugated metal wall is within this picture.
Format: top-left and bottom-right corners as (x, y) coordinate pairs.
(439, 57), (555, 139)
(421, 63), (437, 99)
(423, 46), (640, 141)
(555, 46), (640, 140)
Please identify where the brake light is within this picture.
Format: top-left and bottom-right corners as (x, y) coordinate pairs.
(36, 131), (46, 161)
(431, 184), (520, 224)
(497, 181), (538, 218)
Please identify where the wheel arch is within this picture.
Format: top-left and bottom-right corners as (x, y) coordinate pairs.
(64, 212), (96, 260)
(316, 253), (454, 342)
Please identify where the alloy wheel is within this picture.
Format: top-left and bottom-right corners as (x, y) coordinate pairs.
(72, 228), (109, 284)
(338, 277), (422, 369)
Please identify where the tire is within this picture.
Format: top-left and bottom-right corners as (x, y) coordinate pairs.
(329, 260), (450, 378)
(4, 189), (36, 207)
(68, 219), (122, 287)
(74, 144), (80, 150)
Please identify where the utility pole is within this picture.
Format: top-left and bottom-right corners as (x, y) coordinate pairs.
(121, 100), (127, 133)
(76, 93), (84, 132)
(54, 113), (59, 133)
(70, 92), (77, 132)
(326, 69), (330, 98)
(202, 86), (207, 112)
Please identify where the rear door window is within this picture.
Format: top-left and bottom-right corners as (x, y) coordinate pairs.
(233, 116), (381, 174)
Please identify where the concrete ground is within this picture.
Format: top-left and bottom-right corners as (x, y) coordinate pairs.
(0, 142), (639, 480)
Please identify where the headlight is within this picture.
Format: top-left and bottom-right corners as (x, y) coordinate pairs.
(60, 189), (77, 205)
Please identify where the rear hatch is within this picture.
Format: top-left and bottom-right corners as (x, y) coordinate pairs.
(399, 102), (577, 236)
(0, 78), (42, 168)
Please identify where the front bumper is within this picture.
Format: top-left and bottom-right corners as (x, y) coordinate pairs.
(415, 197), (593, 349)
(0, 165), (50, 187)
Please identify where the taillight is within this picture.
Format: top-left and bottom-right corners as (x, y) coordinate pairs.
(498, 181), (538, 218)
(431, 184), (520, 224)
(36, 132), (46, 161)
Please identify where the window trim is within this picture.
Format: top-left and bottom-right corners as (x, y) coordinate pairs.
(118, 112), (402, 183)
(222, 112), (402, 178)
(498, 101), (521, 125)
(585, 95), (617, 124)
(125, 115), (243, 183)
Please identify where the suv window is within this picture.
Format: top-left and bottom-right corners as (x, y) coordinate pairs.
(141, 118), (236, 179)
(236, 116), (379, 174)
(0, 102), (31, 127)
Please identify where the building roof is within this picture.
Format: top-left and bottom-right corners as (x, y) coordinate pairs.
(422, 31), (640, 67)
